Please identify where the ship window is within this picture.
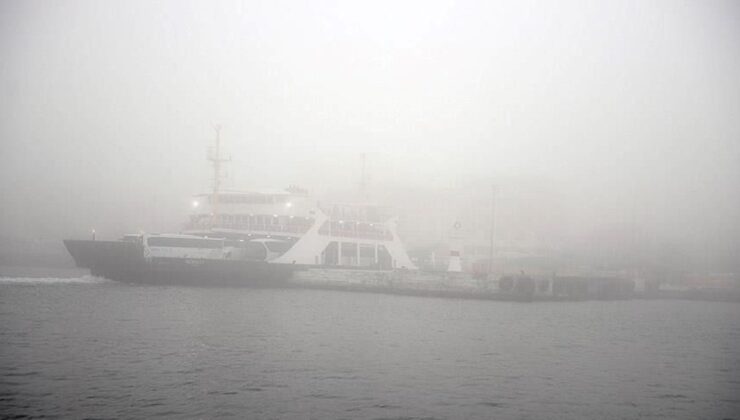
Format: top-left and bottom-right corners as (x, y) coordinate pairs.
(264, 241), (291, 253)
(243, 242), (267, 260)
(341, 242), (357, 257)
(122, 235), (142, 243)
(147, 237), (223, 249)
(378, 245), (392, 269)
(359, 244), (375, 258)
(321, 242), (339, 265)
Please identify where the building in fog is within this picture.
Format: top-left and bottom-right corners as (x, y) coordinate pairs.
(375, 181), (566, 275)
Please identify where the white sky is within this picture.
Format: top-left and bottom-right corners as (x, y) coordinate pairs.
(1, 0), (738, 261)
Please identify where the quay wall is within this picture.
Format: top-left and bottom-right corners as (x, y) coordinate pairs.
(288, 268), (640, 301)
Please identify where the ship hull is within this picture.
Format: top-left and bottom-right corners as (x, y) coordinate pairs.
(63, 239), (294, 286)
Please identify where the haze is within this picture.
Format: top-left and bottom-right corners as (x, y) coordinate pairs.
(1, 0), (738, 272)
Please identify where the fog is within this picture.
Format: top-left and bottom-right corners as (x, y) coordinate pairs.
(1, 0), (739, 271)
(3, 4), (740, 419)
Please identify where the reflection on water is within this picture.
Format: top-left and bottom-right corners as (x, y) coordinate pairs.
(1, 278), (739, 419)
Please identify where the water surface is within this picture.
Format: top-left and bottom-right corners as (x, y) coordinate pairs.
(1, 276), (739, 419)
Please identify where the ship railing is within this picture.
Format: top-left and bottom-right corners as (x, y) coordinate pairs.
(317, 225), (393, 241)
(184, 221), (312, 234)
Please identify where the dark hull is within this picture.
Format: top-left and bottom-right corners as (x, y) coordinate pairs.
(63, 239), (294, 286)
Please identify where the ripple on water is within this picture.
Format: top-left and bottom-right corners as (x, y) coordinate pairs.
(0, 275), (110, 285)
(0, 285), (738, 419)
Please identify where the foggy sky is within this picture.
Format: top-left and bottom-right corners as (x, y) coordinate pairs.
(1, 0), (738, 267)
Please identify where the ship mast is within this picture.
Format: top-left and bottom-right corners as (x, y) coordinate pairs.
(359, 153), (367, 197)
(488, 184), (497, 278)
(209, 124), (229, 228)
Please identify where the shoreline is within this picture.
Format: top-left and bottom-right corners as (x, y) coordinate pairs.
(2, 264), (738, 303)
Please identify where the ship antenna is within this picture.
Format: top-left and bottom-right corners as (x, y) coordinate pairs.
(360, 153), (367, 197)
(209, 124), (229, 228)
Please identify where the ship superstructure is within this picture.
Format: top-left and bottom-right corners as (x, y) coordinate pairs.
(179, 128), (414, 269)
(185, 187), (315, 243)
(184, 190), (416, 270)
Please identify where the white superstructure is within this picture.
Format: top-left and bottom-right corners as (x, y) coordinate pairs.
(184, 189), (416, 269)
(183, 129), (415, 269)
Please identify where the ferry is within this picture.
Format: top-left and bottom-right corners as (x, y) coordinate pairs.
(63, 127), (417, 286)
(63, 193), (419, 286)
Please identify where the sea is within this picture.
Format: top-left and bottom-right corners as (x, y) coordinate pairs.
(1, 274), (739, 419)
